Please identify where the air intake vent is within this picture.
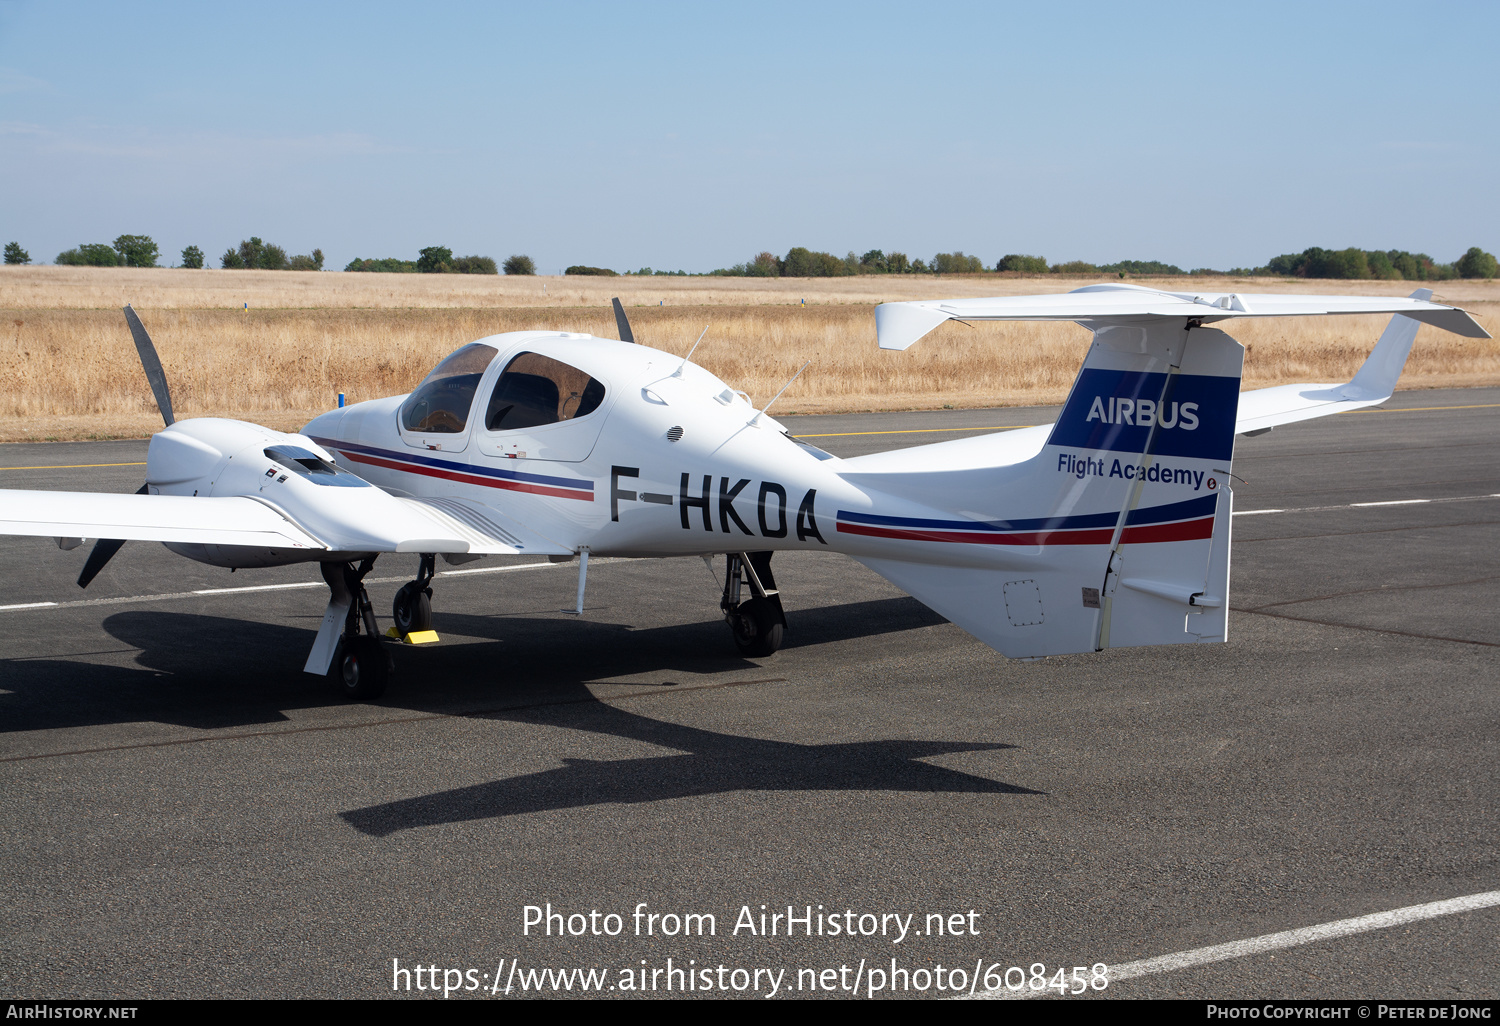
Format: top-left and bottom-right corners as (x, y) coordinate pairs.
(666, 425), (684, 442)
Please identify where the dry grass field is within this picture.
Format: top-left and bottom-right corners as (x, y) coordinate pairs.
(2, 266), (1496, 441)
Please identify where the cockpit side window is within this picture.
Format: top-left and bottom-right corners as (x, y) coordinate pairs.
(485, 352), (606, 431)
(400, 343), (499, 434)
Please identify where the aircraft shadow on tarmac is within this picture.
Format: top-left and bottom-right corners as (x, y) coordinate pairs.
(2, 597), (1038, 826)
(341, 704), (1036, 837)
(0, 595), (947, 733)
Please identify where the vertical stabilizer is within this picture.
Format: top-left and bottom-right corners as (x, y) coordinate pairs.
(852, 319), (1243, 658)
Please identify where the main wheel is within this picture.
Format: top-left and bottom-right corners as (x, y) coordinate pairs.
(729, 597), (783, 657)
(392, 582), (433, 634)
(336, 635), (390, 700)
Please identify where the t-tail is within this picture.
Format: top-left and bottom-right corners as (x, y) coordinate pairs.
(845, 284), (1488, 659)
(849, 318), (1240, 657)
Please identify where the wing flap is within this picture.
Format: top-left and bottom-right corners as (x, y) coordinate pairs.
(397, 496), (574, 556)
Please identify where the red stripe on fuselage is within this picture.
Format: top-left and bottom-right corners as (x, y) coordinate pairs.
(1119, 517), (1214, 544)
(836, 516), (1213, 546)
(338, 450), (594, 501)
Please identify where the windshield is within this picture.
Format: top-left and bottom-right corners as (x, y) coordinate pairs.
(401, 343), (499, 434)
(485, 351), (606, 431)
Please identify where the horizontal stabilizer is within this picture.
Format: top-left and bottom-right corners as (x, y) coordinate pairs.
(875, 284), (1490, 350)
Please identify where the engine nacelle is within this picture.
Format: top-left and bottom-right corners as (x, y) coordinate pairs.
(147, 418), (325, 497)
(148, 418), (386, 568)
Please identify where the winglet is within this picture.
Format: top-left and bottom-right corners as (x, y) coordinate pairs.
(1344, 288), (1429, 399)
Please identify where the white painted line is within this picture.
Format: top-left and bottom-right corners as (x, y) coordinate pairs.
(193, 582), (325, 596)
(440, 561), (555, 576)
(0, 558), (638, 613)
(1231, 493), (1496, 518)
(970, 888), (1500, 1000)
(439, 556), (635, 577)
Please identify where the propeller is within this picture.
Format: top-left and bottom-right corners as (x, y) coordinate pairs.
(77, 306), (175, 588)
(611, 297), (636, 344)
(124, 304), (175, 426)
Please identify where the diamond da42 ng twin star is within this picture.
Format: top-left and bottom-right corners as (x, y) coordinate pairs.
(0, 287), (1487, 698)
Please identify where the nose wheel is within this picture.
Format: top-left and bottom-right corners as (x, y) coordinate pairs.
(721, 551), (786, 657)
(392, 553), (436, 634)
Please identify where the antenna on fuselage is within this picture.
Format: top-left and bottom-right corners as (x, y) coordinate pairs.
(672, 326), (709, 378)
(748, 361), (810, 427)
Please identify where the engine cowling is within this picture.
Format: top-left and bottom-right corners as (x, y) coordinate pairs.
(147, 418), (382, 568)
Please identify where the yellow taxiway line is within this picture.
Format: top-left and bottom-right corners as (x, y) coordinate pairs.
(0, 461), (148, 471)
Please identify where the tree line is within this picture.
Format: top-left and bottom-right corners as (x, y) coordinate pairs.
(344, 247), (528, 275)
(705, 246), (1498, 280)
(0, 234), (329, 271)
(0, 236), (539, 276)
(6, 237), (1496, 280)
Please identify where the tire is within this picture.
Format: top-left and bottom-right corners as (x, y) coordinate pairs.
(729, 597), (783, 657)
(392, 583), (433, 634)
(336, 635), (390, 700)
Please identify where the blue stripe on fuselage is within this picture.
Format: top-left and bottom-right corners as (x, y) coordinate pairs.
(308, 436), (594, 492)
(837, 494), (1217, 533)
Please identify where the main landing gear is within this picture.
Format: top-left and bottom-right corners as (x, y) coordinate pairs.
(321, 557), (392, 700)
(393, 553), (436, 634)
(721, 551), (786, 657)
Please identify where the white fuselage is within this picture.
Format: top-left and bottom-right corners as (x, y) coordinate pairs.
(302, 331), (868, 560)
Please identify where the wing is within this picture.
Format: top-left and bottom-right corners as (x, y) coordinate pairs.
(0, 487), (577, 559)
(0, 488), (465, 555)
(0, 490), (328, 549)
(1234, 292), (1450, 435)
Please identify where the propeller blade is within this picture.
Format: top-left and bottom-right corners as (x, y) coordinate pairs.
(76, 483), (148, 588)
(611, 297), (636, 344)
(123, 305), (175, 426)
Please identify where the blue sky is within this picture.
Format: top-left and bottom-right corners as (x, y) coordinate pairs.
(2, 0), (1496, 273)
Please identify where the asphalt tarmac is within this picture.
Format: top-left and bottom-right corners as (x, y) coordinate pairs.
(1, 389), (1496, 1000)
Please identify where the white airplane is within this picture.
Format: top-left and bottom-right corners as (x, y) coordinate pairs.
(0, 287), (1487, 699)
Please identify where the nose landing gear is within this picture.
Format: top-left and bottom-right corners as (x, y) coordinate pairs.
(392, 553), (436, 635)
(721, 551), (786, 657)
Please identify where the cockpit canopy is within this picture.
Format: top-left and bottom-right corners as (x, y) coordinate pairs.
(485, 351), (606, 430)
(401, 343), (497, 434)
(400, 343), (608, 437)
